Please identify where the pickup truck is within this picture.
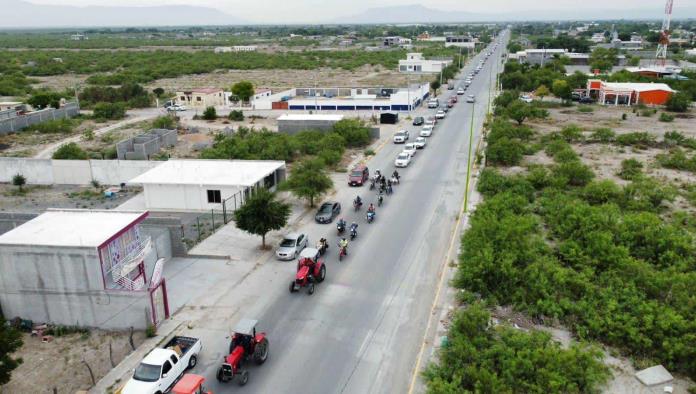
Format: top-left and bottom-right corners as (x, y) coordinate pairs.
(122, 336), (202, 394)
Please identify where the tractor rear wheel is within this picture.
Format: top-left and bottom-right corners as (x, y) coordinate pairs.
(318, 265), (326, 282)
(253, 338), (269, 364)
(308, 283), (315, 295)
(238, 370), (249, 386)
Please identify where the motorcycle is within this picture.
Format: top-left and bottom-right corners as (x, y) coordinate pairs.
(337, 221), (346, 235)
(369, 179), (376, 190)
(353, 199), (363, 211)
(366, 210), (375, 223)
(386, 184), (393, 195)
(378, 195), (384, 206)
(338, 244), (347, 261)
(316, 239), (328, 256)
(390, 175), (400, 185)
(350, 225), (358, 240)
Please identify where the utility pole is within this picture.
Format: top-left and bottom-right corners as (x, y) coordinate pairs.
(464, 101), (476, 213)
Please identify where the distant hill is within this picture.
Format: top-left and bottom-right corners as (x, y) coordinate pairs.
(337, 4), (696, 24)
(2, 0), (246, 28)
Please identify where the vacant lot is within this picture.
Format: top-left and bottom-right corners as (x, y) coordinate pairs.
(0, 184), (140, 212)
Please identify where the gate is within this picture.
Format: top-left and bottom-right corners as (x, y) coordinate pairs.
(149, 280), (169, 326)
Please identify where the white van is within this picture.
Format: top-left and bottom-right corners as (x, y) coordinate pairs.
(427, 98), (439, 108)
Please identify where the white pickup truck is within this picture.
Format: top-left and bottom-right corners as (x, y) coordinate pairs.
(122, 336), (202, 394)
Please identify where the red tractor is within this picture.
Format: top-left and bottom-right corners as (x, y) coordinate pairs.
(216, 318), (269, 386)
(289, 248), (326, 295)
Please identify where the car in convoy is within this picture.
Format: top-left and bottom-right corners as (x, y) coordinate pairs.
(348, 164), (369, 186)
(450, 95), (458, 103)
(440, 105), (449, 113)
(393, 130), (410, 143)
(435, 110), (446, 119)
(420, 125), (434, 137)
(394, 152), (412, 168)
(466, 95), (476, 103)
(276, 233), (308, 260)
(425, 116), (437, 126)
(122, 336), (202, 394)
(456, 88), (465, 95)
(427, 98), (439, 108)
(446, 100), (454, 108)
(412, 116), (424, 126)
(414, 137), (427, 149)
(314, 201), (341, 224)
(403, 143), (418, 157)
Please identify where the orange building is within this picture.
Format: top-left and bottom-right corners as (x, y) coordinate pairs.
(587, 79), (675, 106)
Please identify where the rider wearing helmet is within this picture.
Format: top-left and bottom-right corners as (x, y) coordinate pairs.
(339, 237), (348, 254)
(367, 203), (375, 213)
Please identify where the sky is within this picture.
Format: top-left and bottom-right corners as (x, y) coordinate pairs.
(27, 0), (696, 24)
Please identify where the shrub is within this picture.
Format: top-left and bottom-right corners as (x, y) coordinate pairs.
(202, 106), (217, 120)
(487, 137), (525, 166)
(364, 148), (375, 156)
(621, 113), (628, 120)
(145, 324), (157, 338)
(657, 149), (696, 172)
(92, 102), (126, 120)
(577, 105), (594, 113)
(152, 116), (175, 129)
(228, 110), (244, 121)
(478, 168), (535, 201)
(22, 118), (75, 134)
(665, 92), (691, 112)
(640, 109), (654, 117)
(526, 165), (551, 190)
(12, 174), (26, 192)
(617, 158), (644, 180)
(53, 142), (88, 160)
(659, 112), (675, 122)
(331, 118), (371, 147)
(590, 127), (616, 143)
(553, 161), (594, 186)
(545, 139), (578, 163)
(620, 178), (676, 211)
(615, 132), (657, 149)
(560, 124), (584, 142)
(583, 180), (622, 205)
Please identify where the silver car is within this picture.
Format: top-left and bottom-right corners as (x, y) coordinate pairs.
(276, 233), (308, 260)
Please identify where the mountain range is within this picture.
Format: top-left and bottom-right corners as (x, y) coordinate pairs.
(3, 0), (246, 28)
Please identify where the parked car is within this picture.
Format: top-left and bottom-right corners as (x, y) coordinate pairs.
(403, 143), (418, 157)
(414, 137), (427, 149)
(579, 96), (595, 104)
(427, 98), (439, 108)
(348, 164), (369, 186)
(456, 88), (465, 95)
(314, 202), (341, 224)
(276, 233), (308, 260)
(435, 110), (446, 119)
(412, 116), (424, 126)
(519, 95), (533, 103)
(122, 336), (202, 394)
(420, 125), (434, 137)
(394, 152), (412, 168)
(571, 92), (582, 101)
(393, 130), (410, 143)
(167, 104), (187, 112)
(466, 95), (476, 103)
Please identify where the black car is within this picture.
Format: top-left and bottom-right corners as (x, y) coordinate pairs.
(579, 96), (595, 104)
(315, 202), (341, 224)
(412, 116), (424, 126)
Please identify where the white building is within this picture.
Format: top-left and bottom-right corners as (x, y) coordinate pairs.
(444, 36), (476, 49)
(590, 33), (606, 43)
(129, 160), (286, 212)
(514, 49), (568, 65)
(384, 36), (411, 46)
(399, 53), (453, 74)
(214, 45), (258, 53)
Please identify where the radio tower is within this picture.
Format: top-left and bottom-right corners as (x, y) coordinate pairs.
(655, 0), (674, 65)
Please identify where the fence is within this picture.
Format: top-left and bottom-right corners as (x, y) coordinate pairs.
(0, 102), (80, 134)
(180, 188), (251, 247)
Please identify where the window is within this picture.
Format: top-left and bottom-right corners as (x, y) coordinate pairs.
(170, 355), (178, 364)
(196, 96), (202, 101)
(180, 96), (185, 101)
(207, 190), (222, 203)
(162, 360), (172, 376)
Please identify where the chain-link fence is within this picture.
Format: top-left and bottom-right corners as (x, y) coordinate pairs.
(179, 189), (251, 250)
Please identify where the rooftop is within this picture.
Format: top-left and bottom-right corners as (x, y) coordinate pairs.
(181, 88), (223, 94)
(0, 210), (147, 248)
(277, 114), (344, 121)
(129, 159), (285, 187)
(601, 81), (675, 93)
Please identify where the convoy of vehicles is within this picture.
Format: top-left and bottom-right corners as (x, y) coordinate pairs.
(276, 233), (309, 260)
(216, 318), (269, 386)
(393, 130), (410, 143)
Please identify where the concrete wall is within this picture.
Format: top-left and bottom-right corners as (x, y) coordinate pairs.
(0, 244), (153, 329)
(0, 212), (39, 237)
(143, 183), (242, 212)
(0, 102), (80, 134)
(278, 119), (339, 134)
(116, 129), (177, 160)
(142, 216), (187, 257)
(0, 158), (160, 186)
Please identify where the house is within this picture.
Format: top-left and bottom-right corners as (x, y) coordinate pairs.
(587, 79), (675, 106)
(384, 36), (411, 46)
(277, 114), (344, 134)
(0, 210), (171, 329)
(625, 66), (683, 79)
(444, 36), (476, 49)
(590, 33), (606, 43)
(516, 49), (568, 65)
(128, 160), (287, 212)
(175, 88), (225, 108)
(398, 53), (453, 74)
(214, 45), (258, 53)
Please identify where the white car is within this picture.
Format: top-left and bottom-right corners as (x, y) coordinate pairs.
(435, 110), (446, 119)
(393, 130), (409, 143)
(403, 143), (418, 157)
(466, 95), (476, 103)
(275, 233), (308, 260)
(414, 137), (427, 149)
(457, 88), (465, 95)
(394, 152), (412, 168)
(520, 95), (533, 103)
(167, 104), (186, 112)
(420, 125), (434, 137)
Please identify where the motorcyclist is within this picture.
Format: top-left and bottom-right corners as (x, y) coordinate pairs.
(316, 237), (328, 254)
(339, 237), (349, 255)
(387, 179), (392, 188)
(350, 222), (358, 237)
(378, 194), (384, 206)
(367, 203), (375, 213)
(387, 183), (393, 195)
(392, 170), (400, 181)
(354, 195), (362, 206)
(337, 217), (346, 228)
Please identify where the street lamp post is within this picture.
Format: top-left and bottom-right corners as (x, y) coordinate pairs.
(464, 101), (476, 213)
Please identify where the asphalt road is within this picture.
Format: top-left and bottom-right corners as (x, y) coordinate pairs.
(193, 35), (508, 394)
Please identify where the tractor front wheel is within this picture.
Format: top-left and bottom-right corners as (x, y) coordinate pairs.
(253, 338), (269, 364)
(238, 370), (249, 386)
(318, 265), (326, 282)
(216, 367), (224, 382)
(289, 281), (296, 293)
(308, 283), (315, 295)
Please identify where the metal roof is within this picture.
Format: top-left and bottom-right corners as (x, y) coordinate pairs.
(0, 210), (147, 248)
(233, 318), (258, 336)
(129, 160), (285, 187)
(601, 81), (675, 93)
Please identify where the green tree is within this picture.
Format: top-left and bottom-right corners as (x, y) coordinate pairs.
(283, 158), (333, 207)
(552, 79), (572, 101)
(202, 106), (217, 120)
(152, 115), (175, 129)
(27, 91), (62, 109)
(534, 85), (550, 101)
(589, 47), (618, 73)
(665, 92), (691, 112)
(12, 174), (26, 192)
(93, 102), (126, 120)
(231, 81), (255, 103)
(233, 189), (291, 248)
(53, 142), (88, 160)
(506, 101), (533, 125)
(152, 87), (165, 97)
(0, 317), (24, 385)
(331, 118), (370, 147)
(430, 80), (441, 96)
(228, 110), (244, 121)
(628, 56), (641, 66)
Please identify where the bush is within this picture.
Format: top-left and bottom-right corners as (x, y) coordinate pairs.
(560, 124), (584, 142)
(583, 180), (622, 205)
(577, 105), (594, 113)
(22, 118), (75, 134)
(331, 119), (371, 147)
(615, 132), (657, 149)
(228, 110), (244, 121)
(665, 92), (691, 112)
(53, 142), (88, 160)
(590, 127), (616, 143)
(621, 113), (628, 120)
(617, 158), (644, 180)
(640, 109), (654, 117)
(93, 102), (126, 120)
(202, 106), (217, 120)
(553, 161), (595, 186)
(657, 149), (696, 172)
(152, 116), (175, 129)
(487, 137), (525, 166)
(659, 112), (675, 122)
